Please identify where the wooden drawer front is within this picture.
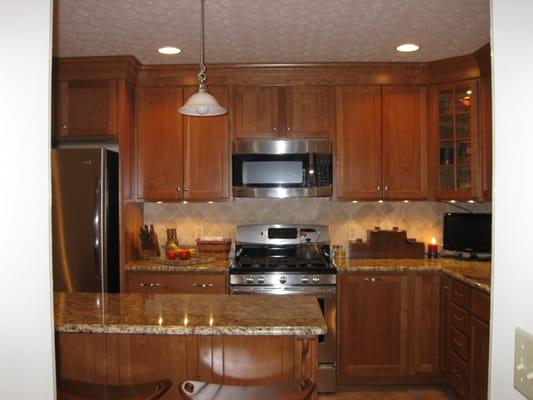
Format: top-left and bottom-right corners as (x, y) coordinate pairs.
(450, 327), (469, 361)
(450, 303), (470, 336)
(471, 289), (490, 323)
(169, 273), (226, 294)
(449, 350), (470, 399)
(451, 280), (470, 310)
(126, 272), (226, 294)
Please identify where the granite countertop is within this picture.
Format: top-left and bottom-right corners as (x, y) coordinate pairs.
(54, 292), (327, 336)
(335, 258), (491, 293)
(125, 258), (232, 273)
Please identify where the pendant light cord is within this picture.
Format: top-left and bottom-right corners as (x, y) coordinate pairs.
(198, 0), (207, 85)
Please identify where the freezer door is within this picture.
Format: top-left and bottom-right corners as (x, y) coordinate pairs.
(52, 149), (104, 292)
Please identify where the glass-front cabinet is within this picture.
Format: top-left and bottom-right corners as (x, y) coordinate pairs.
(432, 80), (479, 200)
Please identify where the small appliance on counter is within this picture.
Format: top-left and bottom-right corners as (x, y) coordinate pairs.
(349, 227), (425, 259)
(232, 139), (332, 198)
(442, 213), (492, 260)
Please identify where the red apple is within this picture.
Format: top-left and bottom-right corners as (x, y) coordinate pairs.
(166, 249), (178, 259)
(177, 249), (191, 260)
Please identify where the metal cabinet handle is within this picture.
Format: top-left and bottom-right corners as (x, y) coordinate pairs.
(364, 277), (384, 283)
(272, 127), (278, 133)
(377, 186), (381, 191)
(453, 339), (463, 347)
(453, 314), (464, 322)
(193, 283), (214, 288)
(176, 187), (181, 192)
(139, 282), (160, 288)
(287, 126), (292, 133)
(184, 188), (189, 192)
(384, 186), (389, 191)
(454, 291), (464, 297)
(60, 123), (68, 129)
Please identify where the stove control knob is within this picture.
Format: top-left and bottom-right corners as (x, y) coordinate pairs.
(279, 276), (287, 284)
(312, 276), (320, 284)
(246, 276), (254, 284)
(301, 276), (309, 284)
(257, 276), (265, 284)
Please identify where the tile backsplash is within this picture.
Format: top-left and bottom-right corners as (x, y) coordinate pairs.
(144, 199), (491, 255)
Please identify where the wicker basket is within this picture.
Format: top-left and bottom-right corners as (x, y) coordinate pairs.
(196, 238), (232, 260)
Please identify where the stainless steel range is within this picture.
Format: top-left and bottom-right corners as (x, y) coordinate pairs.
(230, 224), (336, 393)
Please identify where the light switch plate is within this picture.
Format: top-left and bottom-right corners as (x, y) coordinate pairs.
(515, 327), (533, 398)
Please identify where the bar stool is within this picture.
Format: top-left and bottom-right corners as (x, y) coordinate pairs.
(58, 378), (172, 400)
(178, 379), (315, 400)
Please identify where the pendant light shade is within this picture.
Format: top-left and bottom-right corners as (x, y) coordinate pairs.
(179, 0), (226, 117)
(179, 84), (226, 116)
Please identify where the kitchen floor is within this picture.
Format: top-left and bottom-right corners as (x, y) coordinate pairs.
(318, 385), (458, 399)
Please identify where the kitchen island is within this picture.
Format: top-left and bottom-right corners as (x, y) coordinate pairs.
(55, 292), (325, 399)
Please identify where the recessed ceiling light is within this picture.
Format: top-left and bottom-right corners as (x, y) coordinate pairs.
(158, 46), (181, 55)
(396, 43), (420, 53)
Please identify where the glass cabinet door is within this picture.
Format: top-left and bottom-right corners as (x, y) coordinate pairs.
(435, 81), (478, 198)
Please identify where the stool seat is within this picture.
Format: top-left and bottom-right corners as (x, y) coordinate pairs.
(178, 379), (314, 400)
(58, 378), (172, 400)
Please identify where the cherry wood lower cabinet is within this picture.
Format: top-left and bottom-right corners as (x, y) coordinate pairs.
(125, 271), (227, 294)
(338, 272), (441, 385)
(56, 333), (318, 399)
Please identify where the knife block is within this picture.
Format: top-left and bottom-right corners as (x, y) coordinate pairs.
(349, 228), (425, 259)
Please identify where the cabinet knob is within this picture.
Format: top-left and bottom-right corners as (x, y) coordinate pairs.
(60, 123), (68, 129)
(272, 127), (278, 134)
(377, 186), (381, 191)
(176, 187), (181, 192)
(384, 186), (389, 191)
(287, 126), (292, 133)
(184, 188), (189, 192)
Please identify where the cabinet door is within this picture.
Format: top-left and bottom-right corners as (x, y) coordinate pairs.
(440, 276), (452, 377)
(183, 86), (230, 201)
(286, 86), (329, 138)
(413, 273), (441, 373)
(126, 271), (227, 294)
(382, 86), (427, 199)
(54, 80), (118, 140)
(118, 81), (136, 202)
(233, 86), (279, 139)
(335, 86), (382, 200)
(431, 80), (479, 200)
(470, 317), (489, 400)
(137, 87), (183, 201)
(338, 273), (409, 379)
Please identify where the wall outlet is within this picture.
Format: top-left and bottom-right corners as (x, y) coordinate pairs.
(515, 327), (533, 398)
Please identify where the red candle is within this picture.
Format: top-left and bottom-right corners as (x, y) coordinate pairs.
(428, 238), (438, 259)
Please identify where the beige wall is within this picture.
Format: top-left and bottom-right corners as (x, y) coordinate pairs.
(145, 199), (490, 254)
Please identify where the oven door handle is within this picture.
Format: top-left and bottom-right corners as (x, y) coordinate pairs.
(230, 286), (336, 296)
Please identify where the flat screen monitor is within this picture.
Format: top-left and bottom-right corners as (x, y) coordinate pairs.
(443, 213), (492, 254)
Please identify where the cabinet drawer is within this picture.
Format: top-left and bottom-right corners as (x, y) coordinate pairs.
(450, 327), (469, 361)
(451, 280), (470, 310)
(471, 289), (490, 323)
(450, 303), (470, 336)
(449, 350), (470, 399)
(126, 272), (226, 294)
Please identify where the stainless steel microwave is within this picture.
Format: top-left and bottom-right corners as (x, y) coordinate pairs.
(232, 139), (332, 198)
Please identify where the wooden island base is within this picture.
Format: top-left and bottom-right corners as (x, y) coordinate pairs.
(56, 333), (318, 399)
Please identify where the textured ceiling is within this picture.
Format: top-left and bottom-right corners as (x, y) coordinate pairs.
(54, 0), (490, 65)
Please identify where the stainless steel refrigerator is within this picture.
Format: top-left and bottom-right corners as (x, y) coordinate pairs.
(51, 148), (119, 293)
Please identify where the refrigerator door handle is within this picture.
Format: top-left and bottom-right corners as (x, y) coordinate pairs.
(93, 176), (101, 278)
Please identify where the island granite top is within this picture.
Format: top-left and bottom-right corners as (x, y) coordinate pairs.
(54, 292), (326, 336)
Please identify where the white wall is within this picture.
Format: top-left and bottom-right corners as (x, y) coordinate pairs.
(0, 1), (55, 399)
(490, 0), (533, 398)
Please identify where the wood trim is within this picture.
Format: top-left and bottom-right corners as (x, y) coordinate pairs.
(427, 54), (480, 85)
(53, 56), (141, 84)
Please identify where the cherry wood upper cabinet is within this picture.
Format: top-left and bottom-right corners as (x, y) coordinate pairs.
(338, 273), (410, 382)
(53, 80), (119, 141)
(137, 87), (183, 201)
(478, 75), (492, 201)
(233, 85), (329, 139)
(183, 86), (230, 201)
(286, 86), (329, 138)
(429, 80), (480, 200)
(233, 86), (279, 139)
(335, 86), (383, 200)
(382, 86), (427, 199)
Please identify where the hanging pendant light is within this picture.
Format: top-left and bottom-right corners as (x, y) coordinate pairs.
(179, 0), (226, 116)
